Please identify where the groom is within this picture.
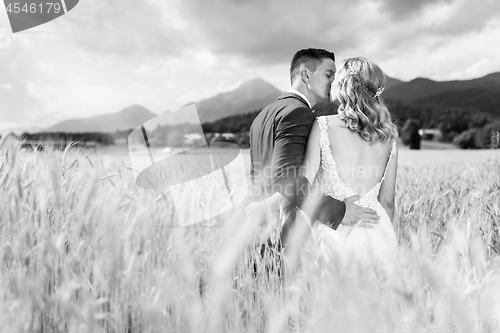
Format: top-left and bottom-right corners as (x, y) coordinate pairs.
(249, 48), (379, 251)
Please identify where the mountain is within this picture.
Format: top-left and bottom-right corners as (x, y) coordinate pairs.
(414, 88), (500, 117)
(482, 72), (500, 84)
(36, 78), (280, 133)
(154, 78), (282, 126)
(385, 75), (405, 90)
(382, 72), (500, 119)
(384, 72), (500, 102)
(45, 105), (157, 133)
(193, 78), (282, 123)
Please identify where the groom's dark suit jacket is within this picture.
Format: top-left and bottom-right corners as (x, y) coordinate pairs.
(249, 92), (346, 244)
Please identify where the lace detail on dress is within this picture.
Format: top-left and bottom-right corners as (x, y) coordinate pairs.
(315, 116), (396, 203)
(310, 116), (399, 274)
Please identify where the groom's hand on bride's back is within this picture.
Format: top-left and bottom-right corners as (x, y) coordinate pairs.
(342, 196), (380, 228)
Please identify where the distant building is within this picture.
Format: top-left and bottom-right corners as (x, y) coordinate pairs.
(210, 134), (227, 143)
(184, 132), (205, 146)
(418, 129), (443, 141)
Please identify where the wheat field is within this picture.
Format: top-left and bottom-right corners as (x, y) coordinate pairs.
(1, 137), (499, 333)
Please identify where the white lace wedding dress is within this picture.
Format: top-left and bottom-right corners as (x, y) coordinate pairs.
(310, 116), (398, 274)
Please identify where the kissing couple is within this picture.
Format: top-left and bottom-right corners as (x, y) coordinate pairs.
(247, 48), (399, 276)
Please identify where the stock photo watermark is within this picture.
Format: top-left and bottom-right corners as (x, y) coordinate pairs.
(128, 104), (249, 228)
(3, 0), (79, 33)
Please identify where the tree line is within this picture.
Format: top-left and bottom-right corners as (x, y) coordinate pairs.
(5, 131), (115, 150)
(385, 99), (500, 149)
(4, 100), (498, 150)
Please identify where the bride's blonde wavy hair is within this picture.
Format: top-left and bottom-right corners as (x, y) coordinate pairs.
(335, 57), (398, 144)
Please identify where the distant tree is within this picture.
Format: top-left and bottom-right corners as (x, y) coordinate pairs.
(453, 128), (479, 149)
(474, 122), (500, 149)
(444, 131), (459, 143)
(201, 109), (262, 134)
(401, 118), (421, 149)
(100, 133), (115, 145)
(236, 132), (250, 148)
(470, 114), (490, 128)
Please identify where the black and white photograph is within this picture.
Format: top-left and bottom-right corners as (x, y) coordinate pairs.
(1, 0), (500, 332)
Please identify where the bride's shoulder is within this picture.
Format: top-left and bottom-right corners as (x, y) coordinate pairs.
(316, 114), (341, 124)
(381, 139), (397, 155)
(328, 114), (342, 122)
(325, 115), (346, 130)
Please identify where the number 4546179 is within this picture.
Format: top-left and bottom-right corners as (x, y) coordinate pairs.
(6, 3), (62, 14)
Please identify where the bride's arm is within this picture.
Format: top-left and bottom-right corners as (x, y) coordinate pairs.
(300, 120), (321, 184)
(378, 145), (398, 221)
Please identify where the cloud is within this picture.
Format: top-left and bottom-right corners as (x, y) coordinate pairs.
(54, 0), (191, 58)
(428, 0), (500, 35)
(378, 0), (452, 19)
(375, 22), (500, 81)
(35, 0), (500, 71)
(0, 50), (42, 124)
(160, 0), (500, 71)
(178, 0), (362, 65)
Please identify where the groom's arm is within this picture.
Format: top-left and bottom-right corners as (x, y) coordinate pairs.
(272, 107), (345, 229)
(271, 106), (312, 205)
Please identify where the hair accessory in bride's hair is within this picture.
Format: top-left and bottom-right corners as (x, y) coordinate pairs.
(373, 87), (384, 100)
(348, 63), (357, 77)
(347, 61), (384, 101)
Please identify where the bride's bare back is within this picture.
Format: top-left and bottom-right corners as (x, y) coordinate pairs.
(323, 115), (393, 196)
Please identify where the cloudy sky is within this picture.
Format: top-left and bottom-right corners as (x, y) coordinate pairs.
(1, 0), (499, 131)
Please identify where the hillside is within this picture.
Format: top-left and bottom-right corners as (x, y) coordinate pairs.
(384, 72), (500, 103)
(385, 76), (406, 90)
(193, 78), (282, 123)
(413, 88), (500, 118)
(45, 105), (157, 133)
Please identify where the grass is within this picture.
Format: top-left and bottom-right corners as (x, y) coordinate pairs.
(1, 136), (500, 332)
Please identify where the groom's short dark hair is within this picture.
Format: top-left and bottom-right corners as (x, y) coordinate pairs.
(290, 48), (335, 84)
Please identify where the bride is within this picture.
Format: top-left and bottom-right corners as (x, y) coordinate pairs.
(300, 57), (399, 273)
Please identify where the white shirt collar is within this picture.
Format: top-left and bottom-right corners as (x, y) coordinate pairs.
(286, 88), (312, 109)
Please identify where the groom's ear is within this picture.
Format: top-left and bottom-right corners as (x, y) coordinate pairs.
(300, 68), (310, 84)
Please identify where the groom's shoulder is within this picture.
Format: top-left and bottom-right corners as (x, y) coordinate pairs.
(263, 93), (313, 120)
(276, 92), (310, 109)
